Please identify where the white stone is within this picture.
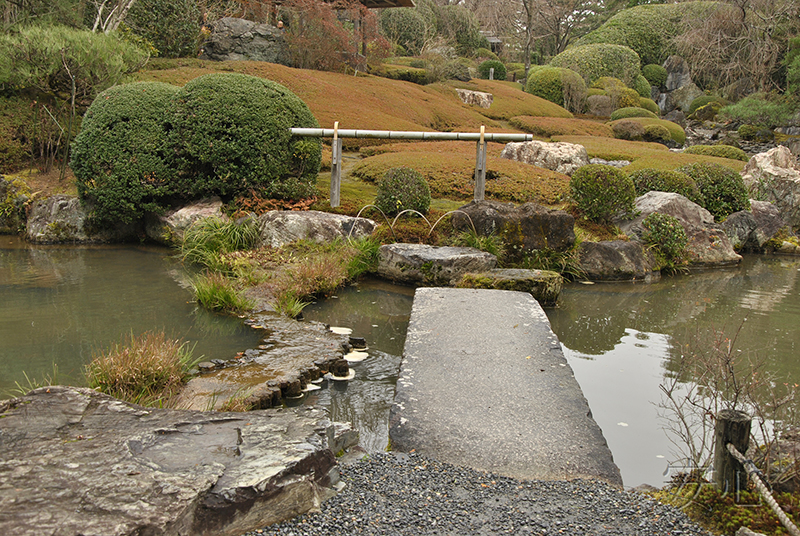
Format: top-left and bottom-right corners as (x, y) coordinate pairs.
(741, 146), (800, 228)
(455, 89), (493, 109)
(500, 141), (589, 176)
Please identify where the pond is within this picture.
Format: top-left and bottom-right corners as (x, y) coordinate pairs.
(0, 236), (261, 393)
(3, 235), (799, 489)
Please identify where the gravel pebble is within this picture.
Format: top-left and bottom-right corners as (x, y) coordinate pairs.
(248, 452), (709, 536)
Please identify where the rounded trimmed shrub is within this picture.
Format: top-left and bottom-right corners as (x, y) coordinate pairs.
(478, 60), (506, 81)
(375, 167), (431, 216)
(628, 168), (704, 205)
(126, 0), (200, 58)
(591, 77), (639, 109)
(550, 43), (641, 87)
(474, 47), (499, 61)
(683, 144), (748, 162)
(642, 64), (668, 88)
(380, 8), (428, 56)
(632, 74), (651, 98)
(168, 73), (321, 201)
(676, 162), (750, 220)
(687, 95), (727, 116)
(639, 98), (660, 115)
(609, 117), (685, 145)
(738, 124), (760, 141)
(570, 164), (636, 223)
(642, 212), (688, 265)
(610, 106), (658, 121)
(612, 119), (645, 141)
(643, 124), (671, 143)
(71, 81), (180, 225)
(524, 66), (587, 113)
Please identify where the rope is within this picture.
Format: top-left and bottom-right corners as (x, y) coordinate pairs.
(726, 442), (800, 536)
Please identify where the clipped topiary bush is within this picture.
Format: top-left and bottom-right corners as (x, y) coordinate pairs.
(641, 212), (688, 267)
(474, 47), (499, 61)
(676, 162), (750, 220)
(738, 124), (760, 141)
(687, 95), (727, 116)
(550, 43), (641, 87)
(632, 74), (651, 98)
(570, 164), (636, 223)
(478, 60), (506, 81)
(639, 98), (660, 115)
(168, 72), (321, 201)
(609, 117), (686, 145)
(375, 167), (431, 216)
(643, 124), (671, 143)
(71, 81), (179, 225)
(524, 66), (587, 113)
(126, 0), (200, 58)
(612, 119), (645, 141)
(628, 168), (704, 205)
(591, 77), (640, 110)
(683, 144), (748, 162)
(610, 107), (658, 121)
(380, 8), (429, 56)
(642, 64), (668, 88)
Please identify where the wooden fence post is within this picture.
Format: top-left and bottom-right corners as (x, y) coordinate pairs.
(714, 409), (751, 494)
(330, 121), (342, 208)
(474, 125), (487, 202)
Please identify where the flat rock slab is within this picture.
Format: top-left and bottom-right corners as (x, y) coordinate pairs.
(0, 386), (352, 536)
(377, 243), (497, 286)
(390, 287), (622, 487)
(457, 268), (563, 306)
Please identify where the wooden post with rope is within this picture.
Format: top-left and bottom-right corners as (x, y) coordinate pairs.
(714, 409), (751, 494)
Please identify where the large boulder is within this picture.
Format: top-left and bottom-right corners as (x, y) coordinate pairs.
(377, 243), (497, 286)
(199, 17), (290, 64)
(500, 141), (589, 176)
(257, 210), (377, 248)
(617, 191), (742, 267)
(663, 55), (693, 92)
(450, 200), (575, 257)
(455, 89), (493, 109)
(0, 386), (356, 536)
(25, 195), (91, 243)
(145, 197), (228, 246)
(722, 200), (787, 251)
(577, 240), (660, 282)
(741, 146), (800, 229)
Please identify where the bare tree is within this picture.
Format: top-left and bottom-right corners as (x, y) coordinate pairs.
(89, 0), (137, 33)
(674, 0), (800, 91)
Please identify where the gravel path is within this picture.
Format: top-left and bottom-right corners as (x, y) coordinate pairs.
(250, 452), (709, 536)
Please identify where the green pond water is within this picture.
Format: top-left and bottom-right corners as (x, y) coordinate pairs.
(0, 236), (261, 392)
(3, 235), (799, 488)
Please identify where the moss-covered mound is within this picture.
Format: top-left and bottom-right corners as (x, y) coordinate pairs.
(509, 116), (614, 138)
(683, 145), (748, 162)
(443, 79), (573, 120)
(608, 117), (686, 145)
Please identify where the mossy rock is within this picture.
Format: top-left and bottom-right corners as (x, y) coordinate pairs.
(457, 268), (563, 306)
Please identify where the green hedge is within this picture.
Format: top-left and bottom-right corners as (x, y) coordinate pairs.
(478, 60), (506, 81)
(609, 117), (685, 145)
(610, 107), (658, 121)
(126, 0), (200, 58)
(628, 168), (704, 205)
(683, 144), (749, 162)
(524, 67), (586, 113)
(71, 82), (179, 225)
(642, 64), (668, 88)
(570, 164), (636, 223)
(168, 73), (321, 200)
(632, 74), (651, 98)
(550, 43), (641, 87)
(375, 167), (431, 216)
(575, 2), (717, 66)
(380, 8), (428, 56)
(639, 98), (660, 115)
(676, 162), (750, 220)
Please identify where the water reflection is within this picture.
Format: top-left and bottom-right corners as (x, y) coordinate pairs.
(300, 278), (414, 452)
(0, 237), (261, 392)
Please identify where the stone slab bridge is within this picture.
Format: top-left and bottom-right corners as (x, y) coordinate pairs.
(389, 287), (623, 487)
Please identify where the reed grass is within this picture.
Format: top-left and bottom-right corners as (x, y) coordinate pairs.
(180, 216), (260, 271)
(191, 271), (255, 314)
(86, 330), (201, 407)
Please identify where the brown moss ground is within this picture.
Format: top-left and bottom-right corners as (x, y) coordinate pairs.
(510, 116), (614, 138)
(438, 79), (573, 121)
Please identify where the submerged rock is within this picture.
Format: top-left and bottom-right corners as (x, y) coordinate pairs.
(456, 268), (563, 306)
(0, 385), (356, 536)
(377, 243), (496, 286)
(257, 210), (376, 248)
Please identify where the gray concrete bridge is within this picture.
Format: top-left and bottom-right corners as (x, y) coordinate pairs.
(389, 287), (622, 487)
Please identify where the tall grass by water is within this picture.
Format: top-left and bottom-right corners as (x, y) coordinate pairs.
(180, 216), (260, 271)
(191, 271), (255, 313)
(86, 330), (201, 407)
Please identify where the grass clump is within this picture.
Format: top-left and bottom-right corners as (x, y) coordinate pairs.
(570, 164), (636, 223)
(191, 271), (255, 313)
(180, 217), (261, 271)
(451, 228), (505, 258)
(683, 144), (748, 162)
(86, 330), (201, 407)
(677, 162), (750, 220)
